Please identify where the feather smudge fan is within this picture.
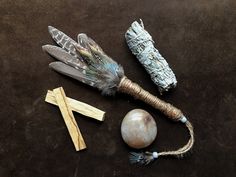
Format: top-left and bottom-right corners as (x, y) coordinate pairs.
(43, 26), (124, 95)
(42, 26), (194, 165)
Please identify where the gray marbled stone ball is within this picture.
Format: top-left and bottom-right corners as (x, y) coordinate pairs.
(121, 109), (157, 149)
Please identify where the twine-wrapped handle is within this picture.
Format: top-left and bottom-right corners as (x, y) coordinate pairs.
(118, 77), (183, 121)
(118, 76), (194, 164)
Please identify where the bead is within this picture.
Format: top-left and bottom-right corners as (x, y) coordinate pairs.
(152, 152), (158, 158)
(180, 116), (187, 123)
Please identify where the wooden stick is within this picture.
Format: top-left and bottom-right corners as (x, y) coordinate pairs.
(45, 90), (105, 121)
(53, 87), (86, 151)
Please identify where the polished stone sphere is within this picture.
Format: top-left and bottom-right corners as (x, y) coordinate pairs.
(121, 109), (157, 149)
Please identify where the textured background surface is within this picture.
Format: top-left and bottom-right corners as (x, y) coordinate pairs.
(0, 0), (235, 176)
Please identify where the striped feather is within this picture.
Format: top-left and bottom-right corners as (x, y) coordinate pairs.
(48, 26), (79, 58)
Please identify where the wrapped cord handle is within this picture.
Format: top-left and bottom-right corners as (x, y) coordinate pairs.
(118, 76), (194, 164)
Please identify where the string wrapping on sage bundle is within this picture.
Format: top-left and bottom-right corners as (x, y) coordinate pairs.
(125, 20), (177, 93)
(42, 26), (194, 165)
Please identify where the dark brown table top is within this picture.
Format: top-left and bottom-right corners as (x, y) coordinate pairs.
(0, 0), (235, 176)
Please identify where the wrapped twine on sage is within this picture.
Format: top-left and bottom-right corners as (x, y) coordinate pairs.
(42, 26), (194, 165)
(125, 20), (177, 94)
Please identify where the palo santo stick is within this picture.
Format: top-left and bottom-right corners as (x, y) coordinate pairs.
(45, 90), (105, 121)
(53, 87), (86, 151)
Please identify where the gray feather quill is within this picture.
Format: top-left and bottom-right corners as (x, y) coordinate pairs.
(43, 26), (124, 95)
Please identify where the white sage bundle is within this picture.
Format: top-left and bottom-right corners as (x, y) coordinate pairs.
(125, 20), (177, 93)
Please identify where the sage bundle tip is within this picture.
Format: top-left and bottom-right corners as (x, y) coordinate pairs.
(125, 20), (177, 93)
(43, 26), (124, 95)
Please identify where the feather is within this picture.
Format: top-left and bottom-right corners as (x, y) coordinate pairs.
(49, 62), (97, 87)
(42, 44), (87, 69)
(44, 26), (124, 95)
(48, 26), (79, 58)
(75, 33), (124, 95)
